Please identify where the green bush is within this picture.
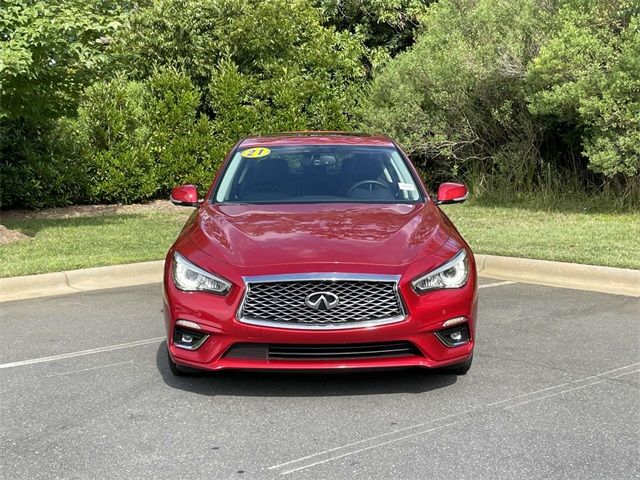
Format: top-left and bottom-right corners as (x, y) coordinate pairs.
(362, 0), (541, 188)
(0, 118), (90, 208)
(116, 0), (366, 127)
(527, 0), (640, 179)
(52, 76), (157, 205)
(362, 0), (639, 200)
(72, 70), (219, 204)
(0, 69), (218, 208)
(1, 0), (368, 208)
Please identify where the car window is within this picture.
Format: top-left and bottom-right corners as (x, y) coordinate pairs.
(214, 146), (422, 204)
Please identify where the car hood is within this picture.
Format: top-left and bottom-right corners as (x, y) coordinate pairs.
(189, 203), (450, 268)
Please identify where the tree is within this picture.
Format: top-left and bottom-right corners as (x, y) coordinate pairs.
(363, 0), (640, 190)
(316, 0), (432, 70)
(0, 0), (134, 122)
(527, 0), (640, 178)
(116, 0), (366, 132)
(362, 0), (543, 188)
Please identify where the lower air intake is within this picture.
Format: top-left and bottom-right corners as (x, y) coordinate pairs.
(224, 341), (421, 361)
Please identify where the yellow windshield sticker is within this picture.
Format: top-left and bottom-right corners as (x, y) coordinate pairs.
(241, 147), (271, 158)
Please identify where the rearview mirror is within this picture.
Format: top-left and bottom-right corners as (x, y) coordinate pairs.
(170, 185), (201, 207)
(313, 155), (337, 167)
(436, 182), (468, 205)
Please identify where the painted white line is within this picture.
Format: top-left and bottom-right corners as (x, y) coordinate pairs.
(568, 362), (640, 383)
(45, 360), (134, 378)
(270, 360), (640, 473)
(281, 422), (460, 475)
(268, 410), (475, 470)
(486, 361), (640, 407)
(478, 280), (515, 289)
(503, 365), (640, 410)
(485, 381), (572, 407)
(0, 337), (164, 370)
(505, 380), (607, 409)
(611, 369), (640, 379)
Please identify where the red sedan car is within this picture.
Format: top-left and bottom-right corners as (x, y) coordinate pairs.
(164, 132), (476, 376)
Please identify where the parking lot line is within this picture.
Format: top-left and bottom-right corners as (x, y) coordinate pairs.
(268, 409), (477, 471)
(270, 360), (640, 475)
(280, 422), (461, 475)
(0, 337), (164, 370)
(503, 380), (609, 409)
(45, 360), (134, 378)
(486, 361), (640, 407)
(611, 369), (640, 379)
(478, 280), (515, 289)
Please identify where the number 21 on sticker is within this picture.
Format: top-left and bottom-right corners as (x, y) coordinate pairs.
(241, 147), (271, 158)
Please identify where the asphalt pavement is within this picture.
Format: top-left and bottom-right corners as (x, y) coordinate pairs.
(0, 278), (638, 479)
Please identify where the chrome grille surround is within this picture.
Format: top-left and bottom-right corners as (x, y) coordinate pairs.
(237, 273), (406, 330)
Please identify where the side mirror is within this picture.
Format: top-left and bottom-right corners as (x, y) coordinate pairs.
(170, 185), (201, 207)
(436, 182), (468, 205)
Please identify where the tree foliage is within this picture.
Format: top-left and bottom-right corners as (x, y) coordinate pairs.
(316, 0), (432, 69)
(527, 0), (640, 178)
(363, 0), (640, 188)
(1, 0), (638, 209)
(1, 0), (367, 207)
(116, 0), (365, 100)
(112, 0), (366, 150)
(0, 0), (133, 122)
(362, 0), (543, 188)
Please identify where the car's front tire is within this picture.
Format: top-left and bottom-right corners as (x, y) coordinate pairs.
(444, 354), (473, 375)
(167, 348), (200, 376)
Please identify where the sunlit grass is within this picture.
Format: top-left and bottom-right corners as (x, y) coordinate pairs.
(1, 201), (637, 278)
(442, 202), (640, 269)
(0, 211), (191, 277)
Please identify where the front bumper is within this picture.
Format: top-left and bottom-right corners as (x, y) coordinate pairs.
(163, 257), (477, 372)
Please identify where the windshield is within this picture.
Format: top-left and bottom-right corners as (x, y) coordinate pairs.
(214, 145), (422, 204)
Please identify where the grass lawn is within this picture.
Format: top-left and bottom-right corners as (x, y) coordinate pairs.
(0, 210), (191, 278)
(442, 203), (640, 270)
(1, 201), (638, 278)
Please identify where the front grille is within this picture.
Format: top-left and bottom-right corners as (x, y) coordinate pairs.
(224, 342), (420, 360)
(239, 277), (405, 328)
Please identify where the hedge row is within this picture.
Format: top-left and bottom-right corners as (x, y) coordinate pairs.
(1, 0), (365, 208)
(1, 0), (638, 208)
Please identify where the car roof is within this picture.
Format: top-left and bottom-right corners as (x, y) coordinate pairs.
(239, 131), (396, 147)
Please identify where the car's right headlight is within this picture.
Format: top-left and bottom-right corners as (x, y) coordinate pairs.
(411, 250), (469, 293)
(172, 252), (232, 295)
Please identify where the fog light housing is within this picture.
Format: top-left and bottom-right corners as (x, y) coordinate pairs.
(435, 325), (470, 347)
(173, 327), (209, 351)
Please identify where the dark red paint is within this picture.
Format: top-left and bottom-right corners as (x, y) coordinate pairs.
(164, 133), (476, 373)
(170, 184), (199, 206)
(437, 182), (468, 204)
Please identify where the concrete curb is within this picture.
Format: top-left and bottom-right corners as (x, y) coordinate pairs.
(1, 255), (638, 303)
(0, 261), (164, 303)
(475, 254), (640, 297)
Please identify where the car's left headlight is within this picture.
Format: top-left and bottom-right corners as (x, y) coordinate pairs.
(172, 252), (232, 295)
(411, 250), (469, 293)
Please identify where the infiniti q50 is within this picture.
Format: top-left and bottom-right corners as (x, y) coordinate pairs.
(163, 132), (476, 376)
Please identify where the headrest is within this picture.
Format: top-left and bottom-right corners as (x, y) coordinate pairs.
(343, 153), (384, 180)
(253, 157), (289, 183)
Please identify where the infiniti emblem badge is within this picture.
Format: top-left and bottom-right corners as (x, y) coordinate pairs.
(305, 292), (340, 311)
